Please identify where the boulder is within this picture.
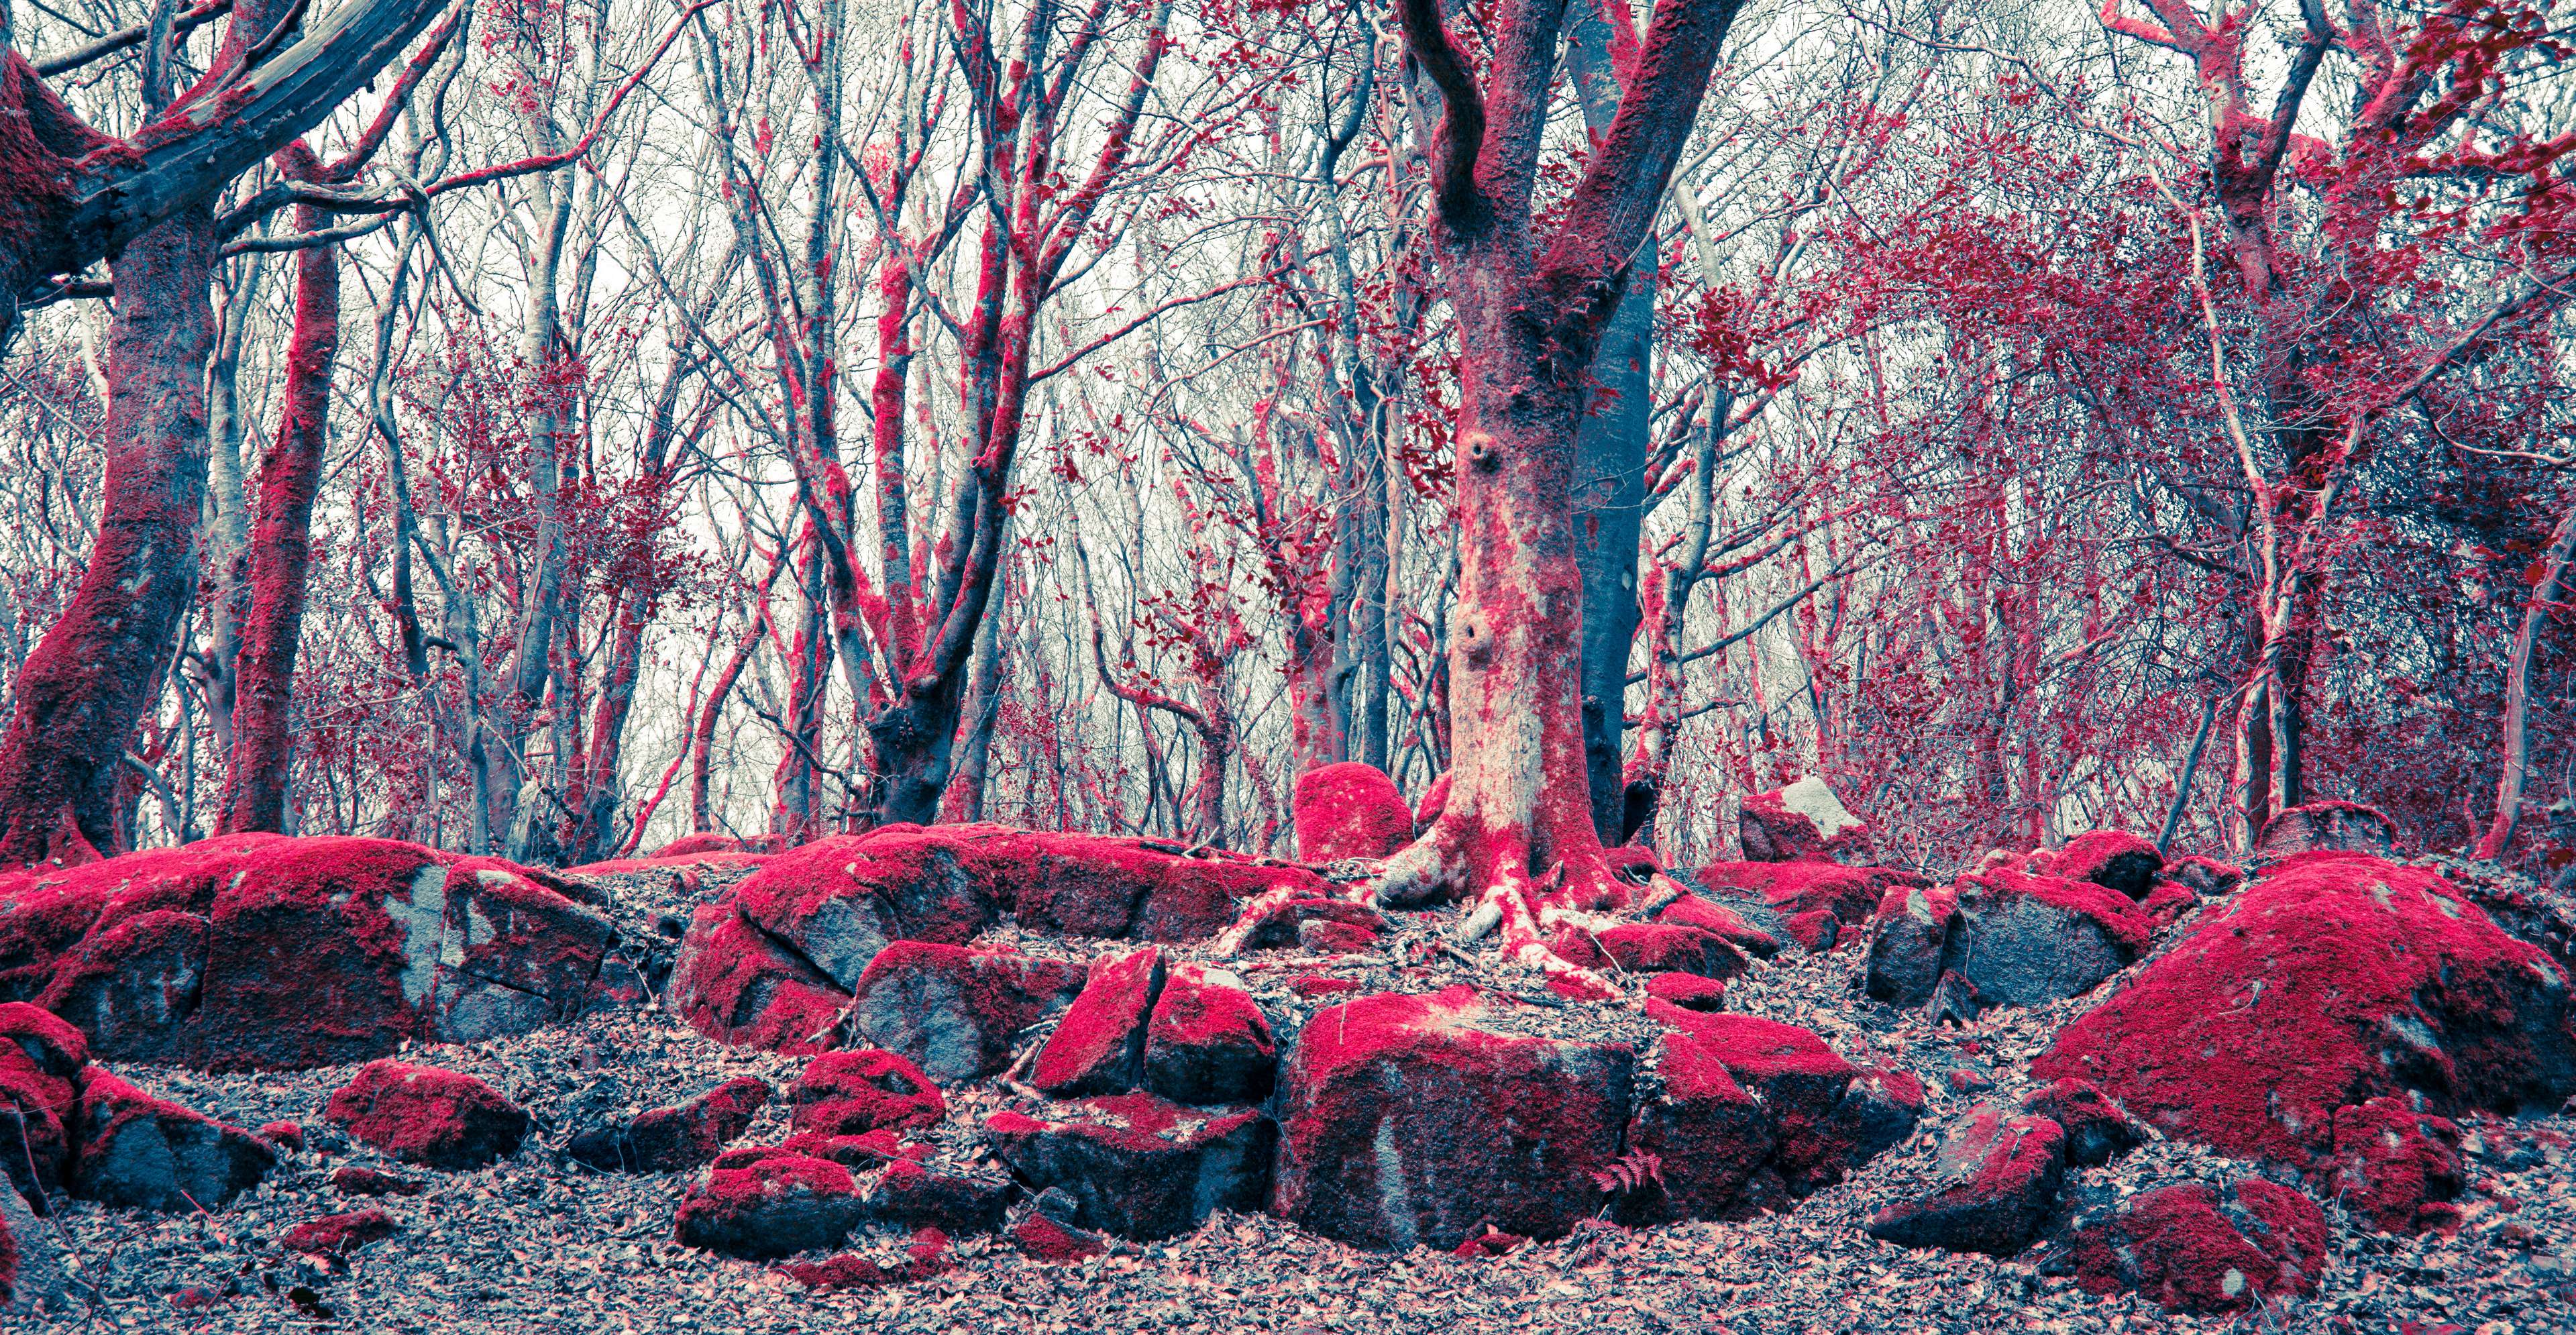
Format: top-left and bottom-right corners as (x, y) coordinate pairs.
(674, 1151), (865, 1259)
(0, 1002), (86, 1201)
(1594, 923), (1750, 979)
(1654, 893), (1784, 960)
(280, 1208), (398, 1258)
(1866, 1105), (2066, 1256)
(2255, 800), (2398, 859)
(1784, 909), (1842, 954)
(1689, 860), (1919, 927)
(1642, 972), (1727, 1012)
(2034, 852), (2576, 1164)
(1293, 762), (1413, 863)
(2325, 1097), (2463, 1234)
(1738, 776), (1872, 863)
(1031, 948), (1163, 1098)
(2042, 831), (2163, 899)
(779, 1229), (955, 1289)
(790, 1050), (943, 1138)
(863, 1159), (1018, 1234)
(2161, 855), (2243, 897)
(1141, 965), (1276, 1105)
(1232, 897), (1388, 952)
(985, 1093), (1274, 1240)
(329, 1165), (423, 1197)
(844, 944), (1084, 1083)
(0, 1169), (66, 1316)
(1271, 986), (1633, 1250)
(7, 838), (611, 1069)
(1653, 1012), (1917, 1194)
(1012, 1197), (1110, 1261)
(569, 1076), (771, 1173)
(2055, 1175), (2329, 1316)
(670, 826), (1322, 1053)
(324, 1061), (529, 1170)
(72, 1070), (276, 1210)
(2021, 1078), (2144, 1167)
(1623, 1025), (1774, 1222)
(1949, 870), (2153, 1010)
(1864, 882), (1960, 1008)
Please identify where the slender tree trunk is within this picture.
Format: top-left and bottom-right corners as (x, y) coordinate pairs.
(692, 601), (766, 834)
(201, 256), (265, 755)
(936, 565), (1008, 824)
(220, 150), (340, 835)
(2478, 496), (2576, 859)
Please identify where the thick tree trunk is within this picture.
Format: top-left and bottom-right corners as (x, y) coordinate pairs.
(220, 164), (339, 835)
(0, 209), (214, 863)
(2478, 496), (2576, 859)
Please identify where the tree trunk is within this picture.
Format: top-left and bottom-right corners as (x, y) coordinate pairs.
(201, 256), (265, 755)
(936, 570), (1009, 824)
(2477, 495), (2576, 859)
(0, 207), (214, 863)
(220, 152), (339, 835)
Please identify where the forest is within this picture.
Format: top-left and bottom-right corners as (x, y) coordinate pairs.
(0, 0), (2571, 1328)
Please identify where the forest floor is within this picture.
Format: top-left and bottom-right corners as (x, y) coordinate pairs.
(15, 877), (2571, 1335)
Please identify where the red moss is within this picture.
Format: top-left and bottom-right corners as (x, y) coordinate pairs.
(983, 1091), (1275, 1240)
(781, 1227), (953, 1288)
(1142, 964), (1276, 1105)
(2326, 1097), (2464, 1234)
(2068, 1177), (2328, 1314)
(1782, 909), (1843, 953)
(1011, 1208), (1109, 1261)
(279, 1208), (396, 1257)
(329, 1165), (423, 1197)
(792, 1051), (945, 1136)
(1737, 782), (1874, 863)
(1642, 972), (1726, 1012)
(258, 1120), (304, 1151)
(674, 1152), (863, 1259)
(1654, 893), (1783, 959)
(1293, 762), (1413, 862)
(2034, 852), (2576, 1164)
(1289, 974), (1365, 998)
(1032, 947), (1163, 1097)
(323, 1060), (529, 1170)
(1595, 922), (1749, 978)
(1866, 1105), (2067, 1256)
(1627, 1024), (1772, 1221)
(2023, 1078), (2144, 1167)
(2043, 831), (2163, 899)
(1413, 772), (1452, 833)
(72, 1069), (276, 1210)
(1690, 860), (1921, 925)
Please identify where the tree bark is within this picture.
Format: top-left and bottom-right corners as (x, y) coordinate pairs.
(2477, 494), (2576, 860)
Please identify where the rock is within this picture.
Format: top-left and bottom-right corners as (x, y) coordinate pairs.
(0, 1167), (66, 1315)
(324, 1061), (529, 1170)
(1011, 1200), (1110, 1261)
(1293, 762), (1413, 863)
(11, 838), (611, 1069)
(1738, 776), (1872, 863)
(2255, 800), (2398, 858)
(1141, 964), (1276, 1105)
(1233, 897), (1388, 951)
(329, 1165), (423, 1197)
(778, 1228), (953, 1289)
(0, 1002), (86, 1200)
(1784, 909), (1841, 954)
(280, 1208), (398, 1258)
(1690, 860), (1919, 927)
(1864, 882), (1960, 1008)
(2326, 1097), (2463, 1234)
(1866, 1105), (2067, 1256)
(2042, 831), (2163, 899)
(2034, 852), (2576, 1164)
(864, 1159), (1017, 1234)
(1950, 870), (2153, 1008)
(1594, 923), (1750, 979)
(1655, 1013), (1913, 1194)
(2055, 1175), (2329, 1316)
(1299, 920), (1378, 954)
(570, 1076), (771, 1173)
(1624, 1026), (1774, 1222)
(985, 1092), (1274, 1240)
(1654, 893), (1784, 959)
(1031, 948), (1163, 1098)
(844, 944), (1085, 1083)
(649, 832), (779, 859)
(72, 1069), (276, 1210)
(673, 1152), (865, 1259)
(791, 1050), (943, 1138)
(1642, 972), (1726, 1012)
(937, 824), (1327, 943)
(2021, 1078), (2144, 1166)
(2161, 855), (2243, 897)
(258, 1120), (303, 1151)
(2139, 879), (2199, 926)
(1271, 986), (1633, 1250)
(1833, 1065), (1929, 1168)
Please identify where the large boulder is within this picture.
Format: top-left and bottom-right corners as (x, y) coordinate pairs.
(985, 1093), (1273, 1240)
(2053, 1175), (2330, 1316)
(1293, 762), (1413, 863)
(844, 944), (1084, 1083)
(1140, 964), (1276, 1106)
(324, 1061), (529, 1170)
(1271, 986), (1634, 1250)
(669, 826), (1323, 1053)
(1866, 1105), (2066, 1257)
(72, 1070), (276, 1210)
(674, 1151), (865, 1259)
(1623, 1025), (1774, 1222)
(1656, 1012), (1918, 1195)
(2034, 852), (2576, 1164)
(5, 838), (611, 1069)
(1737, 776), (1873, 863)
(1864, 882), (1960, 1008)
(1949, 870), (2153, 1010)
(790, 1050), (944, 1137)
(1593, 923), (1751, 979)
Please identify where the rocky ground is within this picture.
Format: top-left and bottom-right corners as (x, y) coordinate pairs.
(14, 877), (2572, 1335)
